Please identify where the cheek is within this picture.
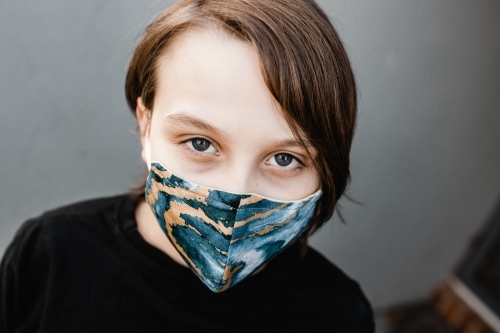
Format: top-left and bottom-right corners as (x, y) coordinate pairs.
(290, 170), (321, 198)
(148, 132), (178, 167)
(147, 133), (214, 181)
(259, 168), (321, 201)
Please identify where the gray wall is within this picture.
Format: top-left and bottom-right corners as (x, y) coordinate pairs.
(1, 0), (499, 308)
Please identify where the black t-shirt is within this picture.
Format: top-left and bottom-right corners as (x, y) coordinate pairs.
(0, 194), (374, 332)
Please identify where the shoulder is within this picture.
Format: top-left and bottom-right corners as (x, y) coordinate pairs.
(0, 194), (137, 332)
(40, 194), (130, 220)
(299, 247), (375, 332)
(3, 194), (133, 267)
(14, 194), (128, 240)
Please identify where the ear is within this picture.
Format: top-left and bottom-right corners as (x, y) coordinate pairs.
(136, 97), (150, 163)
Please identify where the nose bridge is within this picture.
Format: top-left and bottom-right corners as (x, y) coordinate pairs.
(224, 159), (257, 195)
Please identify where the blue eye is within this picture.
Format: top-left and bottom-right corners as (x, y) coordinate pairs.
(274, 153), (293, 166)
(191, 138), (211, 151)
(186, 138), (217, 154)
(266, 153), (299, 168)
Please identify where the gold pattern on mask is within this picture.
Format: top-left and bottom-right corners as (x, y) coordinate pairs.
(151, 181), (233, 236)
(230, 206), (301, 244)
(233, 203), (288, 228)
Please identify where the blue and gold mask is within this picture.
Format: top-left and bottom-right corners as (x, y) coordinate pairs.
(145, 161), (322, 292)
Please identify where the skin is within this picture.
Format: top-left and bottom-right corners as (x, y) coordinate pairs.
(135, 28), (320, 267)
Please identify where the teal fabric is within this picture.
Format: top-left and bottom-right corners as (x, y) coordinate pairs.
(146, 161), (322, 292)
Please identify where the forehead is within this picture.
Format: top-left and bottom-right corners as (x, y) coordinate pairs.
(151, 28), (297, 145)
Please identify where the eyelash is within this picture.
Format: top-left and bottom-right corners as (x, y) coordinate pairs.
(268, 155), (305, 176)
(179, 138), (218, 156)
(278, 165), (304, 176)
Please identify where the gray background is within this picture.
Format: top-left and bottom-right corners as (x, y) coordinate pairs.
(1, 0), (499, 309)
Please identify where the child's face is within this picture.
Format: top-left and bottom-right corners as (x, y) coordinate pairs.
(137, 29), (320, 201)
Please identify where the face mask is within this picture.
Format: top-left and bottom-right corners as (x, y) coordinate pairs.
(145, 161), (322, 292)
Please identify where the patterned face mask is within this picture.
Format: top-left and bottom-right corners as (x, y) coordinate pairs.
(145, 161), (322, 292)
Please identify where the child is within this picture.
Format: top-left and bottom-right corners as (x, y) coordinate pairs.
(0, 0), (374, 331)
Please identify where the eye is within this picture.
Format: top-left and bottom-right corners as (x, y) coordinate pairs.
(266, 153), (300, 168)
(186, 137), (217, 154)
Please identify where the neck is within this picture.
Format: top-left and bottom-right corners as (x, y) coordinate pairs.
(135, 199), (188, 267)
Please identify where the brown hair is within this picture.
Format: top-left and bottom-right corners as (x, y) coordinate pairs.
(125, 0), (357, 234)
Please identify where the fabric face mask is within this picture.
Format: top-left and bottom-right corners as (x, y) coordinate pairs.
(145, 161), (322, 292)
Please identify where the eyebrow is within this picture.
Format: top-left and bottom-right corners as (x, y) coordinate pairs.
(265, 138), (315, 152)
(164, 112), (315, 152)
(164, 113), (226, 137)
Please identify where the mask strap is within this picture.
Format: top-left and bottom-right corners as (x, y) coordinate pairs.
(144, 134), (152, 171)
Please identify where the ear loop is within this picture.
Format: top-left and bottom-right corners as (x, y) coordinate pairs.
(144, 134), (152, 171)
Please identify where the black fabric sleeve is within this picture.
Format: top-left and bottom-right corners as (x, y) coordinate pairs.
(0, 219), (50, 333)
(0, 244), (16, 333)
